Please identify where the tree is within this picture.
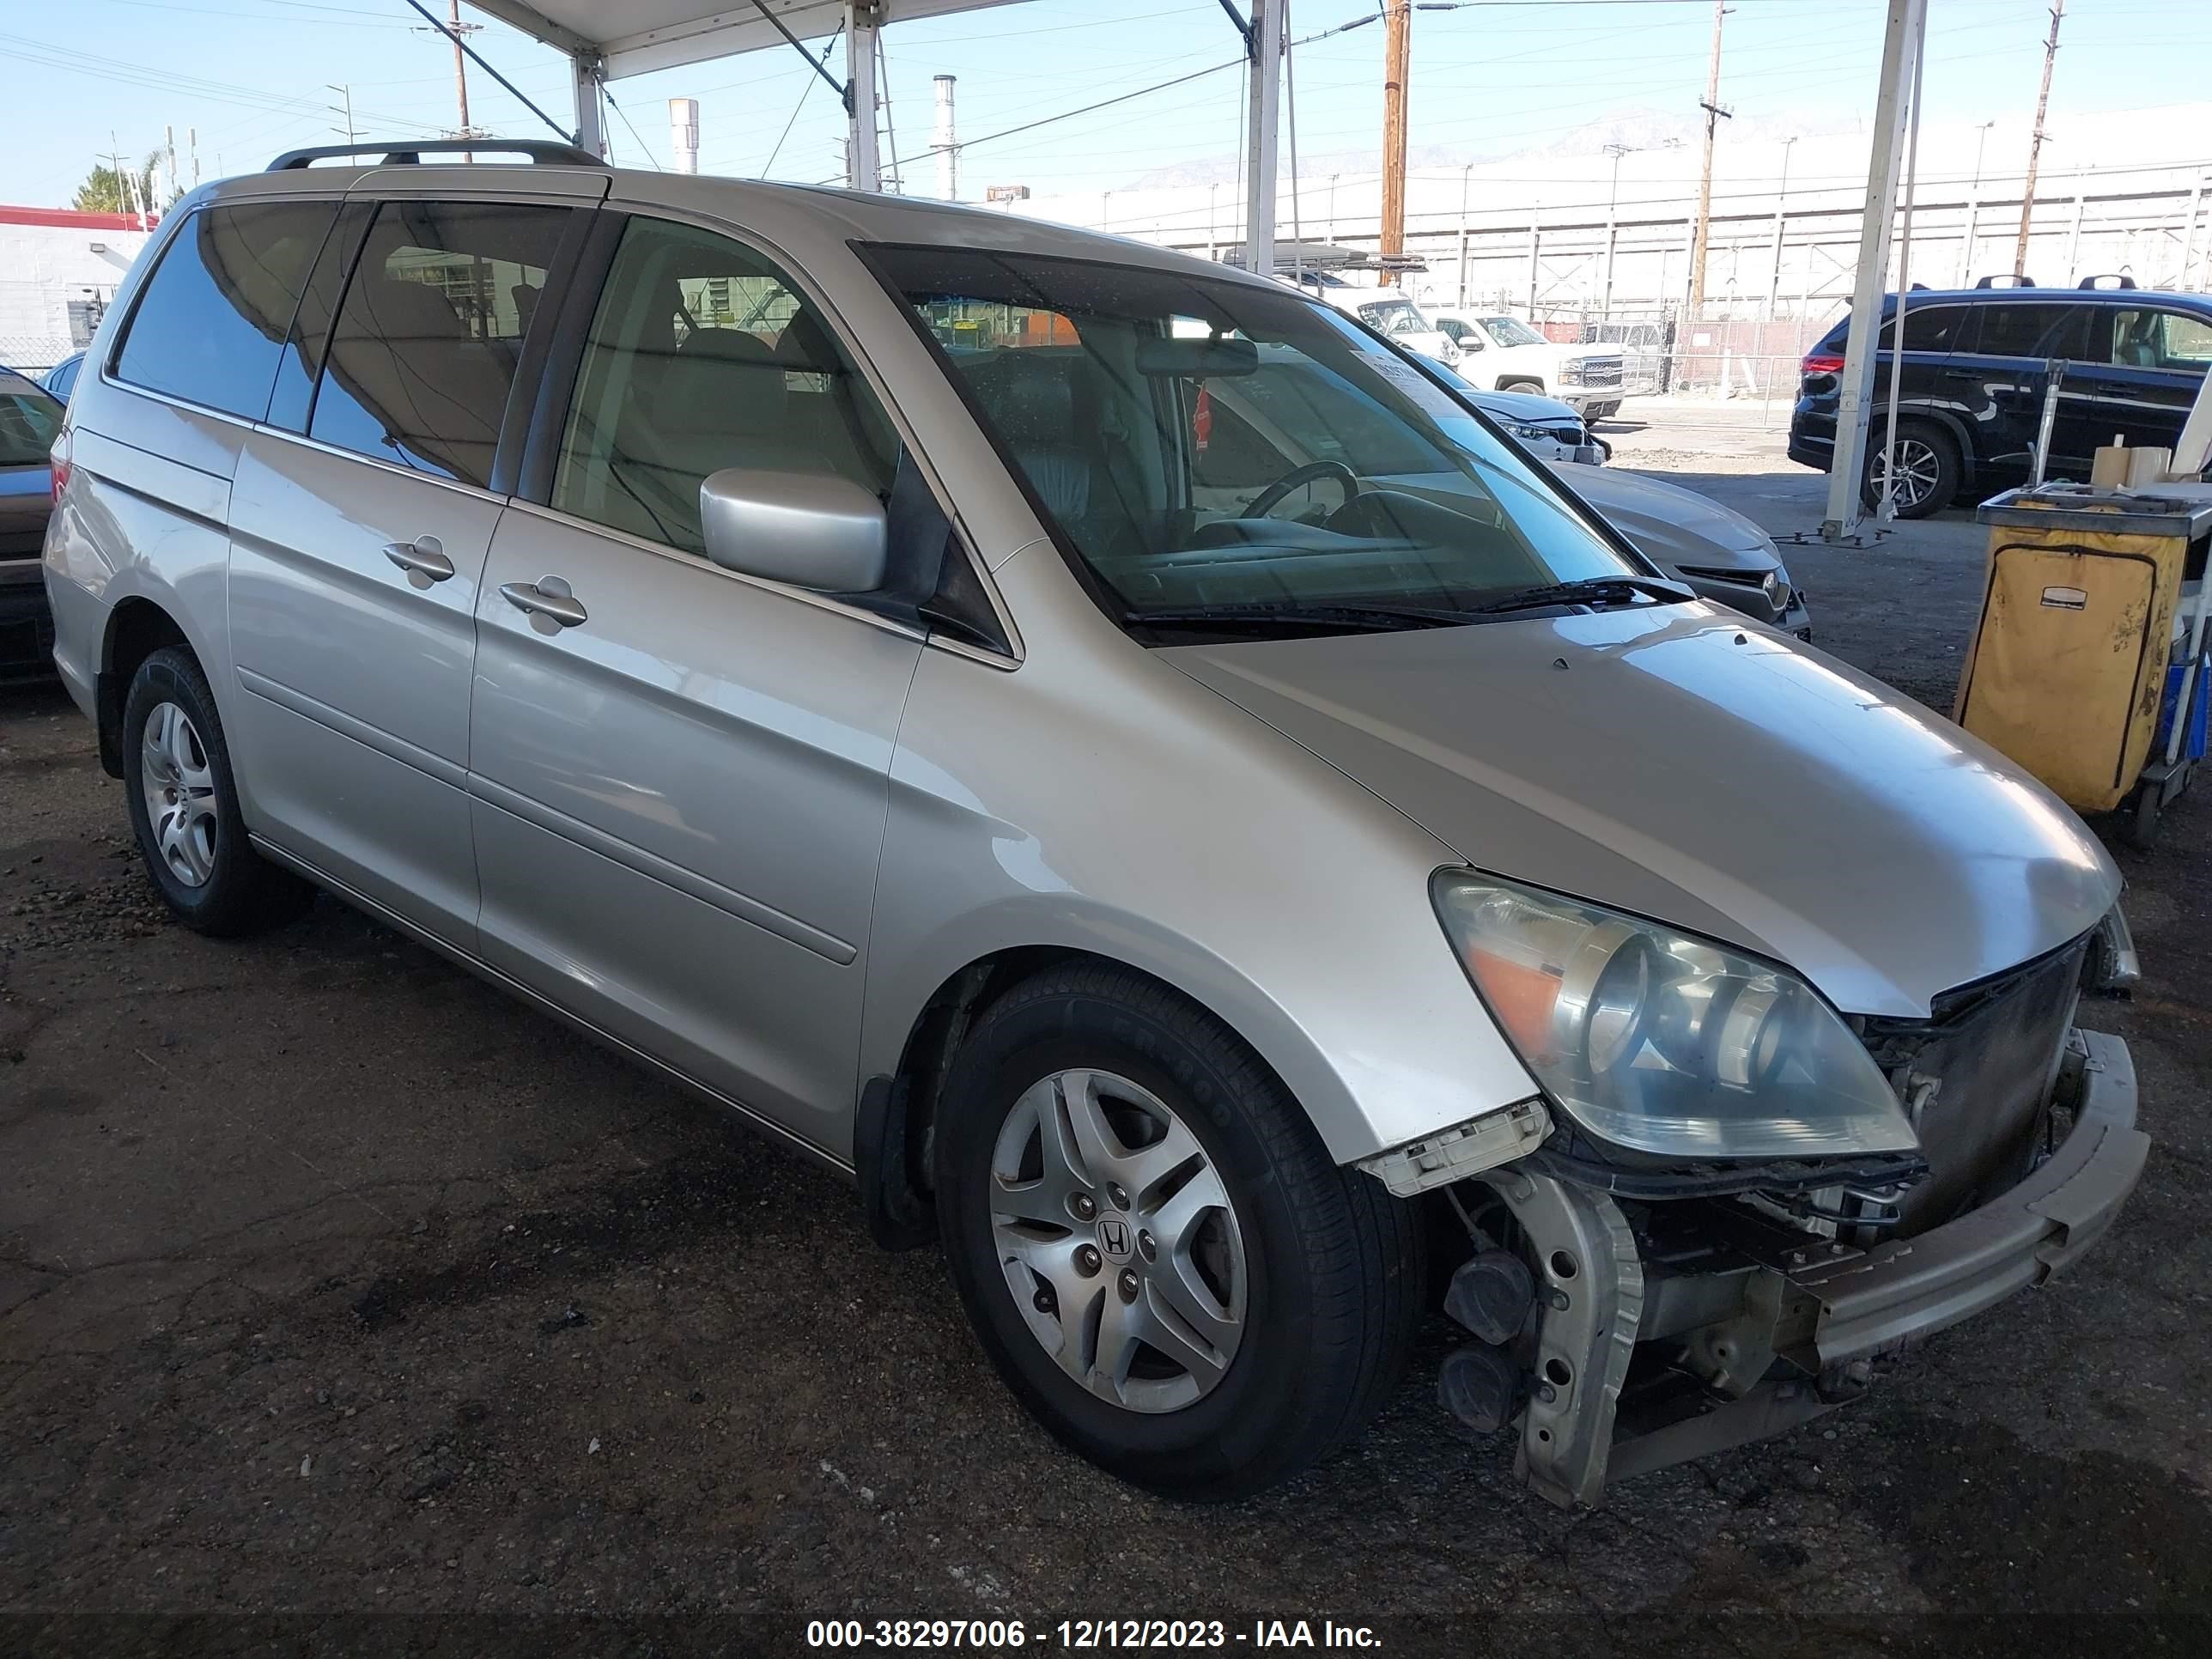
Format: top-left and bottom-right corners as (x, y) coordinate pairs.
(73, 151), (164, 217)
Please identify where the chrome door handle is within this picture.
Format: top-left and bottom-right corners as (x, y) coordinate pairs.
(382, 534), (454, 586)
(500, 576), (588, 630)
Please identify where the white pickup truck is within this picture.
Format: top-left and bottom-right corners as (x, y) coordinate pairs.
(1425, 308), (1626, 421)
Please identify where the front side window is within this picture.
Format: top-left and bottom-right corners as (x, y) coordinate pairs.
(113, 201), (337, 421)
(0, 384), (62, 467)
(876, 246), (1643, 627)
(2106, 308), (2212, 372)
(308, 198), (571, 488)
(551, 216), (897, 557)
(1480, 316), (1547, 349)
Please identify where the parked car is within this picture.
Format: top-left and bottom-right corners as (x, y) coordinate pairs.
(1454, 382), (1601, 464)
(42, 351), (86, 404)
(1422, 368), (1812, 635)
(1, 364), (62, 679)
(1789, 280), (2212, 518)
(1427, 307), (1626, 419)
(1286, 270), (1463, 368)
(1578, 319), (1667, 397)
(47, 146), (2146, 1509)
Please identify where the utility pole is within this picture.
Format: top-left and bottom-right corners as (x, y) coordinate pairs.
(416, 1), (483, 148)
(1379, 0), (1411, 285)
(449, 0), (476, 141)
(2014, 0), (2063, 277)
(329, 83), (356, 145)
(1686, 1), (1732, 319)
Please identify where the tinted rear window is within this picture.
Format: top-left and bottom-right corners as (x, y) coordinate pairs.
(112, 202), (337, 421)
(307, 198), (570, 489)
(1876, 304), (1975, 352)
(1974, 302), (2092, 360)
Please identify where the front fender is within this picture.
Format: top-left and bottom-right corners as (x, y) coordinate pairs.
(864, 574), (1541, 1169)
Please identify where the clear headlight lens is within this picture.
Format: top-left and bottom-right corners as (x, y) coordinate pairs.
(1432, 872), (1918, 1160)
(1504, 422), (1556, 444)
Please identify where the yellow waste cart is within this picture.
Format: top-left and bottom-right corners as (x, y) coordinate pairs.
(1956, 484), (2212, 841)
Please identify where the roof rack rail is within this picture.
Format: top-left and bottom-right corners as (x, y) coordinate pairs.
(2079, 273), (2139, 290)
(1974, 273), (2037, 288)
(268, 139), (605, 171)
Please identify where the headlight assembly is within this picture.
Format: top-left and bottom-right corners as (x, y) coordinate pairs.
(1432, 872), (1918, 1161)
(1504, 422), (1557, 445)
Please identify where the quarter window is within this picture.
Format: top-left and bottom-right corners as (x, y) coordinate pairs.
(307, 198), (571, 489)
(550, 216), (897, 557)
(112, 202), (337, 421)
(1875, 305), (1972, 353)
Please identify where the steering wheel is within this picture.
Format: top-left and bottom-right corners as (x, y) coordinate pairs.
(1242, 459), (1358, 521)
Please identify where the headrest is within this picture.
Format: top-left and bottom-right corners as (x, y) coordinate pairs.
(350, 278), (468, 341)
(773, 312), (839, 373)
(970, 354), (1075, 441)
(678, 327), (778, 364)
(653, 328), (787, 436)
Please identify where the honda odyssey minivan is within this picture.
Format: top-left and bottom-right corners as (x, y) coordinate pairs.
(41, 143), (2148, 1509)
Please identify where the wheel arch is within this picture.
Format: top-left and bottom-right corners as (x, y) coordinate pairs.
(94, 595), (198, 779)
(856, 922), (1407, 1248)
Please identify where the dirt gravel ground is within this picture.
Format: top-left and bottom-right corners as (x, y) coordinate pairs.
(6, 461), (2212, 1656)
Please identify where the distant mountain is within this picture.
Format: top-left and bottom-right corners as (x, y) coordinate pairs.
(1122, 106), (1826, 191)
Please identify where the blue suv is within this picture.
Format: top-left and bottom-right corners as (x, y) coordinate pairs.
(1789, 280), (2212, 517)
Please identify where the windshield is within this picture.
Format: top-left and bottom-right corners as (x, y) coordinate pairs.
(874, 246), (1639, 626)
(1352, 296), (1431, 338)
(1480, 316), (1547, 348)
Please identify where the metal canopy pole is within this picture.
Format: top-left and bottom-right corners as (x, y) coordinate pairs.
(1242, 0), (1283, 275)
(847, 3), (881, 189)
(1822, 0), (1926, 542)
(571, 52), (606, 157)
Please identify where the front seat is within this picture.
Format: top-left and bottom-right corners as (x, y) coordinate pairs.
(969, 354), (1093, 526)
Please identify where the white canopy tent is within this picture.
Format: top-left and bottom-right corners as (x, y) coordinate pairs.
(463, 0), (1921, 542)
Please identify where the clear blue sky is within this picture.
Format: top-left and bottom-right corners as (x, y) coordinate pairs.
(3, 0), (2204, 209)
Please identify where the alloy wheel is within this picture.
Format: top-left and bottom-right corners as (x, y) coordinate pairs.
(1872, 436), (1942, 514)
(141, 701), (219, 888)
(988, 1068), (1247, 1413)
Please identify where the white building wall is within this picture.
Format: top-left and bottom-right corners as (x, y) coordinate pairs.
(0, 214), (156, 375)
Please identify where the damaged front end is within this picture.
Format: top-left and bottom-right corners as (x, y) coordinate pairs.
(1426, 914), (2149, 1509)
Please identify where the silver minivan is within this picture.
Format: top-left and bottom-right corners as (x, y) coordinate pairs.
(41, 146), (2148, 1509)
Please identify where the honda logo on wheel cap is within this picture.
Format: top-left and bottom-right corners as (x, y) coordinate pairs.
(1097, 1217), (1133, 1261)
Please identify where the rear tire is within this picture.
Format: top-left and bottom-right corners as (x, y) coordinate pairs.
(933, 963), (1423, 1501)
(1863, 419), (1960, 520)
(122, 647), (313, 937)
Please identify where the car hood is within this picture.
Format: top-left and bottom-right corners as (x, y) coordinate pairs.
(1164, 606), (2118, 1017)
(1549, 464), (1775, 571)
(1469, 387), (1585, 426)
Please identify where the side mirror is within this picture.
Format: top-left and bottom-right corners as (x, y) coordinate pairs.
(699, 467), (888, 593)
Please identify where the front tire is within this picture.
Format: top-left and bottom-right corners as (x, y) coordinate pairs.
(122, 647), (313, 936)
(934, 963), (1423, 1501)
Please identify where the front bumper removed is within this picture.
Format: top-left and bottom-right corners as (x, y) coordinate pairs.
(1479, 1028), (2148, 1509)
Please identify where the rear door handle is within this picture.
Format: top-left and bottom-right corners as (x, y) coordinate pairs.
(382, 534), (454, 586)
(500, 575), (588, 631)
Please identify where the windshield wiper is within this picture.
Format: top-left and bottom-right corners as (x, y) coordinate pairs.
(1127, 579), (1692, 636)
(1455, 575), (1693, 617)
(1126, 601), (1477, 635)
